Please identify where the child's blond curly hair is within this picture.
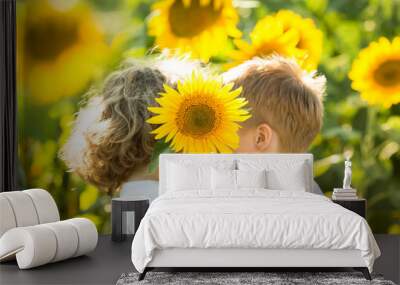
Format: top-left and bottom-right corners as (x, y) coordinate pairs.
(60, 58), (202, 194)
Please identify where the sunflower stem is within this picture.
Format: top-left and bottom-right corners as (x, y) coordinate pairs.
(360, 106), (378, 197)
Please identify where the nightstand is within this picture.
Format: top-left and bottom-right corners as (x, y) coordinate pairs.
(332, 198), (366, 218)
(111, 197), (149, 242)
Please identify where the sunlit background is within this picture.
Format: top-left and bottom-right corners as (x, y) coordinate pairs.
(17, 0), (400, 234)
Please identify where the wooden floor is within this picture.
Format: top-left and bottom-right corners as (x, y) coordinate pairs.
(0, 235), (398, 285)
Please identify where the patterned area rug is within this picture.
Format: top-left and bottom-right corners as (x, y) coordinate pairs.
(116, 272), (395, 285)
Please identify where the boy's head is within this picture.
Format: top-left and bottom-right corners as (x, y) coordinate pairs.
(223, 55), (326, 153)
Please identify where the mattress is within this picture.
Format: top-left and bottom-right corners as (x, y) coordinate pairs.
(131, 190), (380, 272)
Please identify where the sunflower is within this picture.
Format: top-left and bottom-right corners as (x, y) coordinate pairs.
(349, 37), (400, 107)
(19, 0), (110, 104)
(148, 0), (241, 62)
(228, 10), (323, 70)
(274, 10), (323, 70)
(147, 73), (251, 153)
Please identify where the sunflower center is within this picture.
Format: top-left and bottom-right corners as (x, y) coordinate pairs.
(178, 103), (216, 137)
(25, 15), (79, 61)
(169, 0), (222, 38)
(373, 60), (400, 87)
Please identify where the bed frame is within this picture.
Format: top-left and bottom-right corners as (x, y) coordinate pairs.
(139, 248), (371, 280)
(139, 154), (372, 281)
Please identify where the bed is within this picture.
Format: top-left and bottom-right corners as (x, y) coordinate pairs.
(131, 154), (380, 280)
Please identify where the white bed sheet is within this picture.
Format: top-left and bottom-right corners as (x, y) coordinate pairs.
(131, 190), (380, 273)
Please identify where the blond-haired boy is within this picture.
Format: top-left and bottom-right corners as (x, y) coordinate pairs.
(223, 55), (326, 194)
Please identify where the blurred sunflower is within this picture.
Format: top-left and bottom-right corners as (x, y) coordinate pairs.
(349, 37), (400, 107)
(228, 10), (322, 70)
(147, 73), (250, 153)
(274, 10), (323, 70)
(19, 0), (110, 104)
(148, 0), (241, 62)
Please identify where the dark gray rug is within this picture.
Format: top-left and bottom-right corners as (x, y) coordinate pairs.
(116, 272), (396, 285)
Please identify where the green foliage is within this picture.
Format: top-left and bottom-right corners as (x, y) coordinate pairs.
(148, 141), (172, 173)
(17, 0), (400, 234)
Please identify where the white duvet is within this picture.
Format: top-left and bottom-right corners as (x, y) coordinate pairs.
(131, 190), (380, 273)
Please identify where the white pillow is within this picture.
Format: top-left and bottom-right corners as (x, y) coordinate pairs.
(211, 168), (236, 190)
(167, 162), (211, 191)
(238, 159), (310, 192)
(236, 169), (267, 189)
(211, 168), (268, 190)
(266, 166), (307, 191)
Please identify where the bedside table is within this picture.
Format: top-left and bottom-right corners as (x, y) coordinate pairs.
(111, 197), (149, 242)
(332, 198), (366, 218)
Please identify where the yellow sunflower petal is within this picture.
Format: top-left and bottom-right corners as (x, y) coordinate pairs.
(147, 115), (169, 124)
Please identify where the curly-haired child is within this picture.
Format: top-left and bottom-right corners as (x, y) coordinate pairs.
(60, 57), (202, 199)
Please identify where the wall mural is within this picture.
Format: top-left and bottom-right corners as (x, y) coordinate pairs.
(17, 0), (400, 234)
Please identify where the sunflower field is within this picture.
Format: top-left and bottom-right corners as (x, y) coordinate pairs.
(17, 0), (400, 234)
